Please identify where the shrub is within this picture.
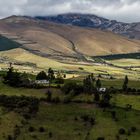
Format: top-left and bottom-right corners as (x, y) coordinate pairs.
(127, 129), (131, 136)
(28, 126), (35, 132)
(74, 117), (78, 121)
(131, 126), (137, 132)
(52, 97), (60, 104)
(119, 128), (126, 135)
(39, 127), (45, 133)
(49, 132), (52, 138)
(90, 117), (95, 125)
(97, 137), (105, 140)
(7, 135), (13, 140)
(80, 115), (89, 122)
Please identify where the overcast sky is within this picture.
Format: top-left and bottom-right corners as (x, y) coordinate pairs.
(0, 0), (140, 23)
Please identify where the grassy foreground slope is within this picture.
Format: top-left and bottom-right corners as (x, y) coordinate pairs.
(0, 103), (139, 140)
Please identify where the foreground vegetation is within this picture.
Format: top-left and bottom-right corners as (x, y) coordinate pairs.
(0, 66), (139, 140)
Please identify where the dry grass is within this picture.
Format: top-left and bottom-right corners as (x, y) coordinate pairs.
(0, 16), (140, 59)
(108, 59), (140, 67)
(0, 48), (140, 80)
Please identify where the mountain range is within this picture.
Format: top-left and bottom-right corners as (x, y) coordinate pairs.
(0, 14), (140, 63)
(35, 13), (140, 40)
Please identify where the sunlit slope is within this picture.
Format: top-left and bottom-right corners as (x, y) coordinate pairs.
(0, 48), (139, 80)
(0, 16), (140, 60)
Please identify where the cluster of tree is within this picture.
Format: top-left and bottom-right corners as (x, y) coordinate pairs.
(3, 67), (30, 87)
(36, 68), (64, 84)
(83, 73), (102, 94)
(62, 81), (83, 95)
(0, 95), (39, 118)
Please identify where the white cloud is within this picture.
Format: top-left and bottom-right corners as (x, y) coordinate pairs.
(0, 0), (140, 22)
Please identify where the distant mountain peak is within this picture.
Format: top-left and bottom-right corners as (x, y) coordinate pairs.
(35, 13), (140, 40)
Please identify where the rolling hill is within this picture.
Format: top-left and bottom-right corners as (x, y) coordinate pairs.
(0, 15), (140, 63)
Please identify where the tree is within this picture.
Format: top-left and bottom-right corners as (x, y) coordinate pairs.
(94, 92), (100, 102)
(4, 67), (23, 87)
(48, 68), (55, 81)
(83, 74), (95, 93)
(100, 93), (111, 107)
(46, 90), (52, 102)
(55, 71), (64, 84)
(122, 75), (129, 91)
(96, 79), (101, 89)
(36, 71), (48, 80)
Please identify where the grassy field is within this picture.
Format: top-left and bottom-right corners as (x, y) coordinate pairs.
(112, 94), (140, 111)
(108, 59), (140, 67)
(0, 48), (140, 81)
(0, 78), (139, 140)
(0, 103), (140, 140)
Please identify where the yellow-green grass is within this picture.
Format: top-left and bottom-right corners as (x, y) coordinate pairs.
(0, 109), (22, 140)
(0, 48), (140, 80)
(108, 59), (140, 67)
(101, 79), (140, 89)
(112, 94), (140, 111)
(0, 103), (139, 140)
(1, 103), (139, 140)
(0, 82), (46, 98)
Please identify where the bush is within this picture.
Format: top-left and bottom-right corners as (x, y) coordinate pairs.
(49, 132), (52, 138)
(39, 127), (45, 132)
(62, 82), (83, 95)
(119, 128), (126, 135)
(97, 137), (105, 140)
(131, 126), (137, 132)
(28, 126), (35, 132)
(52, 97), (60, 104)
(7, 135), (13, 140)
(127, 129), (131, 136)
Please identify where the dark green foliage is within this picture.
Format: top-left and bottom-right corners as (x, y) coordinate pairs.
(94, 92), (100, 102)
(131, 126), (137, 132)
(48, 68), (55, 81)
(62, 82), (83, 95)
(83, 74), (95, 93)
(119, 128), (126, 135)
(122, 75), (129, 91)
(0, 95), (39, 116)
(52, 97), (60, 104)
(55, 72), (64, 84)
(46, 90), (52, 102)
(28, 126), (35, 132)
(80, 115), (95, 126)
(36, 71), (48, 80)
(111, 111), (116, 119)
(49, 132), (53, 138)
(3, 67), (31, 87)
(7, 135), (13, 140)
(97, 137), (105, 140)
(39, 127), (45, 133)
(13, 125), (20, 140)
(100, 93), (112, 107)
(96, 79), (102, 89)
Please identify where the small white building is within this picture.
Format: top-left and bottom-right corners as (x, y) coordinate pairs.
(35, 80), (49, 84)
(98, 88), (107, 93)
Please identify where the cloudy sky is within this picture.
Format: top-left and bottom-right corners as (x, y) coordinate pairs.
(0, 0), (140, 23)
